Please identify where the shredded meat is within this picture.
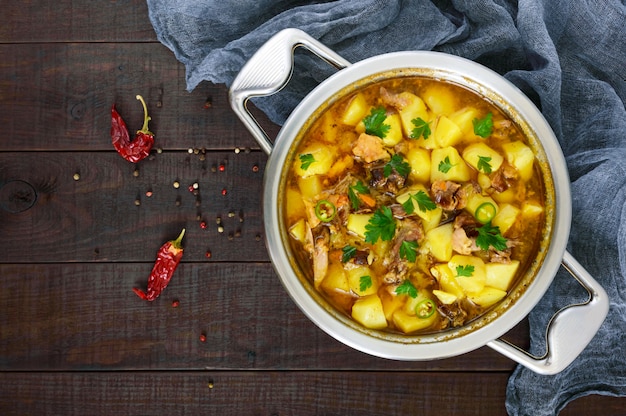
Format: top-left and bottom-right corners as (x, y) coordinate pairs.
(431, 180), (462, 210)
(438, 302), (468, 327)
(452, 227), (476, 255)
(431, 180), (481, 211)
(380, 86), (411, 109)
(370, 166), (406, 196)
(312, 226), (329, 289)
(490, 162), (518, 192)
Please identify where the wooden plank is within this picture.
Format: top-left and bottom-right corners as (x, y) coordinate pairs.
(0, 43), (279, 151)
(0, 371), (513, 415)
(0, 262), (528, 371)
(0, 0), (156, 42)
(0, 151), (269, 262)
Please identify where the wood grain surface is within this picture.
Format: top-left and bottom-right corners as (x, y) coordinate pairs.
(0, 1), (623, 415)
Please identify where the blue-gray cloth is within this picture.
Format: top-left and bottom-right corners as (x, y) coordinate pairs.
(146, 0), (626, 414)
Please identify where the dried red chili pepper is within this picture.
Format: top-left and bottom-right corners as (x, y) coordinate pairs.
(111, 95), (154, 163)
(133, 229), (185, 301)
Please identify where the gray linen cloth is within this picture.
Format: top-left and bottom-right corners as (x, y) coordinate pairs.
(146, 0), (626, 414)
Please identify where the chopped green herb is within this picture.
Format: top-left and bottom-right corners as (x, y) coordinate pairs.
(456, 265), (475, 277)
(341, 245), (357, 263)
(299, 153), (315, 170)
(348, 180), (370, 210)
(410, 117), (431, 140)
(473, 113), (493, 138)
(401, 190), (437, 215)
(383, 154), (410, 178)
(395, 280), (418, 298)
(438, 156), (456, 173)
(475, 222), (508, 251)
(477, 155), (493, 174)
(359, 275), (373, 293)
(364, 206), (396, 244)
(399, 240), (419, 263)
(363, 107), (390, 138)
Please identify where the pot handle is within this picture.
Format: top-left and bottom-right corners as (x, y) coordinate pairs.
(229, 28), (351, 155)
(487, 250), (609, 375)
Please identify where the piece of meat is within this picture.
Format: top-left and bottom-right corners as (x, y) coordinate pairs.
(452, 227), (475, 255)
(352, 133), (390, 163)
(490, 162), (518, 192)
(380, 87), (411, 109)
(431, 180), (462, 210)
(455, 182), (481, 210)
(370, 166), (406, 196)
(438, 301), (468, 327)
(312, 226), (330, 289)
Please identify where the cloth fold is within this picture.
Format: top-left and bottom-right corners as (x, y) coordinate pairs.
(146, 0), (626, 414)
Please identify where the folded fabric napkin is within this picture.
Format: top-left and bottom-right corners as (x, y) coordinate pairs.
(147, 0), (626, 414)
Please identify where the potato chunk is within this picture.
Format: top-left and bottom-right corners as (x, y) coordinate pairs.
(381, 113), (403, 147)
(462, 142), (504, 174)
(430, 263), (465, 299)
(405, 146), (431, 183)
(485, 260), (519, 291)
(434, 116), (463, 148)
(297, 175), (323, 199)
(346, 213), (373, 239)
(346, 266), (378, 296)
(421, 84), (458, 116)
(424, 223), (454, 262)
(288, 218), (307, 243)
(502, 141), (535, 181)
(492, 203), (520, 235)
(392, 308), (438, 333)
(431, 147), (471, 182)
(352, 295), (388, 330)
(342, 93), (369, 126)
(449, 106), (481, 138)
(433, 289), (457, 305)
(396, 92), (430, 137)
(321, 262), (350, 294)
(448, 255), (487, 294)
(294, 143), (335, 178)
(468, 287), (507, 308)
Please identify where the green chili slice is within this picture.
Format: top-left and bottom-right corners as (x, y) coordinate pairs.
(474, 202), (497, 224)
(315, 199), (337, 222)
(415, 299), (436, 319)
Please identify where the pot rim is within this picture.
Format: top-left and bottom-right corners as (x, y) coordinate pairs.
(263, 51), (571, 360)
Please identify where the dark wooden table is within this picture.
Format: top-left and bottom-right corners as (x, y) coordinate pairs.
(1, 1), (624, 414)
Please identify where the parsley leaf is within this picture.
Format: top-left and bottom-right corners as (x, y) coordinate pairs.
(438, 156), (456, 173)
(401, 190), (437, 215)
(299, 153), (315, 170)
(456, 265), (475, 277)
(395, 280), (418, 298)
(359, 275), (373, 293)
(341, 245), (357, 263)
(363, 107), (390, 138)
(473, 112), (493, 138)
(475, 222), (508, 251)
(348, 180), (370, 210)
(383, 154), (410, 178)
(364, 206), (396, 244)
(399, 240), (419, 263)
(477, 155), (493, 174)
(410, 117), (431, 140)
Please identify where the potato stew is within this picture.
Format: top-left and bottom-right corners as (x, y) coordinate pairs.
(284, 76), (545, 334)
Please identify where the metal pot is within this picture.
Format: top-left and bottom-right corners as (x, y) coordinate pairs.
(229, 29), (608, 375)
